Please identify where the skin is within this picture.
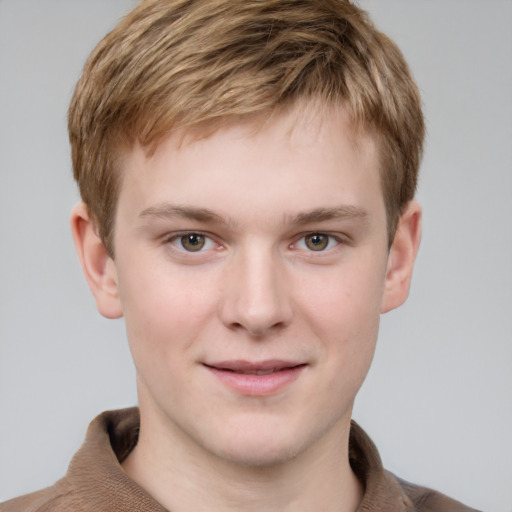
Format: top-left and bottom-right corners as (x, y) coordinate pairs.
(72, 104), (421, 512)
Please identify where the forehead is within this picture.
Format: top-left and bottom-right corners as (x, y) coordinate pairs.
(117, 103), (383, 224)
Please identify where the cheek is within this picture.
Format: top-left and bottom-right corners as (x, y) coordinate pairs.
(294, 257), (385, 375)
(313, 279), (381, 401)
(297, 258), (386, 332)
(117, 261), (218, 364)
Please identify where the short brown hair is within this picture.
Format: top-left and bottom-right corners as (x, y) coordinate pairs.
(69, 0), (424, 255)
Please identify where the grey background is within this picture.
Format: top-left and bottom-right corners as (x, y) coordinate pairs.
(0, 1), (510, 510)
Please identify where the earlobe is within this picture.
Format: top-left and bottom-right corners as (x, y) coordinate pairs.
(70, 203), (123, 319)
(380, 201), (422, 314)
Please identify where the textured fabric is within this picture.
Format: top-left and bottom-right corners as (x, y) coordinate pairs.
(1, 408), (480, 512)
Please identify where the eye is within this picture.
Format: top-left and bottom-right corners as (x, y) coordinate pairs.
(295, 233), (340, 252)
(181, 233), (205, 252)
(305, 233), (329, 251)
(169, 233), (217, 252)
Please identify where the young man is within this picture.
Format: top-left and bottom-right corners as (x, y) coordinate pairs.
(0, 1), (481, 511)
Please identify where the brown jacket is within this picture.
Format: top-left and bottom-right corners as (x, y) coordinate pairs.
(0, 408), (480, 512)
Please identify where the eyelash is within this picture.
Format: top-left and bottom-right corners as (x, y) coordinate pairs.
(293, 232), (342, 252)
(164, 232), (219, 253)
(163, 231), (344, 254)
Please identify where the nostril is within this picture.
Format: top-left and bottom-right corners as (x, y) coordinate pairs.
(228, 320), (288, 338)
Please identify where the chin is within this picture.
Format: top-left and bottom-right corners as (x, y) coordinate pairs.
(202, 417), (314, 468)
(216, 438), (301, 468)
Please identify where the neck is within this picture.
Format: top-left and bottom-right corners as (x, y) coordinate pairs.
(122, 405), (363, 512)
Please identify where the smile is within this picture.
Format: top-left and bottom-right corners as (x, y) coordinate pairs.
(235, 369), (281, 375)
(203, 360), (307, 396)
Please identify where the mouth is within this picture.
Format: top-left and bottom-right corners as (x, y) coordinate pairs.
(203, 360), (307, 396)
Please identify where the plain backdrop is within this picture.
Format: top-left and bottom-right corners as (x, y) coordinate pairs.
(0, 1), (511, 510)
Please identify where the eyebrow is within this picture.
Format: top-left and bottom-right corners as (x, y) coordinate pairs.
(139, 204), (234, 226)
(138, 203), (369, 228)
(290, 206), (369, 226)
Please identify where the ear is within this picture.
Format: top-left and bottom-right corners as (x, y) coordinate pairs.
(381, 201), (422, 314)
(70, 203), (123, 319)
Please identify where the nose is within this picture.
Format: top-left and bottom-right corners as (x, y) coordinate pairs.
(217, 245), (293, 337)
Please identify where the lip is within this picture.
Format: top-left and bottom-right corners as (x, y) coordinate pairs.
(204, 360), (307, 396)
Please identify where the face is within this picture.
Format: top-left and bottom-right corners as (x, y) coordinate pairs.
(87, 105), (413, 467)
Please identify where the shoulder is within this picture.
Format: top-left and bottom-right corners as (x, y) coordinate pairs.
(0, 479), (77, 512)
(349, 422), (480, 512)
(393, 473), (482, 512)
(0, 408), (141, 512)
